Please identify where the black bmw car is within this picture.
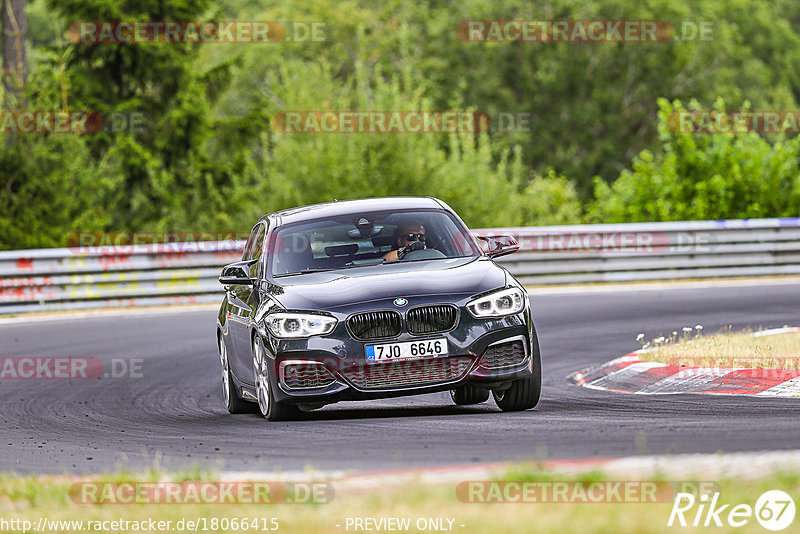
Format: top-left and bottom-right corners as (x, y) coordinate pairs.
(216, 196), (541, 420)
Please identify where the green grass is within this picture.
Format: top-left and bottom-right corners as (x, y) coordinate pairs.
(1, 466), (798, 533)
(639, 329), (800, 370)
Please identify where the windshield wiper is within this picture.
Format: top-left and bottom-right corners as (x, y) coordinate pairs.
(382, 256), (454, 264)
(343, 261), (383, 268)
(274, 268), (335, 277)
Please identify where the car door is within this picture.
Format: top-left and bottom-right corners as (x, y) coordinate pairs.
(227, 222), (265, 381)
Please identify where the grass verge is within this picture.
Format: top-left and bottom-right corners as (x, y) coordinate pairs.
(637, 328), (800, 370)
(1, 465), (798, 533)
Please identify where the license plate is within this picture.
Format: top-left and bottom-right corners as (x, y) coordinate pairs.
(365, 339), (448, 363)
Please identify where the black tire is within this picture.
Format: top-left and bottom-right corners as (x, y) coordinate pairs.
(492, 333), (542, 412)
(450, 384), (490, 405)
(219, 335), (252, 414)
(253, 335), (301, 422)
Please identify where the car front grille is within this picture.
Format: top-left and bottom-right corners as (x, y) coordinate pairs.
(342, 356), (474, 389)
(406, 305), (458, 334)
(281, 362), (336, 389)
(480, 340), (527, 369)
(347, 311), (402, 340)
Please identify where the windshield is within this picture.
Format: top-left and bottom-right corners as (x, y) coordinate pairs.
(269, 209), (480, 276)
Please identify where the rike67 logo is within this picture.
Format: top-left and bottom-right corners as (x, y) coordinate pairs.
(668, 490), (795, 530)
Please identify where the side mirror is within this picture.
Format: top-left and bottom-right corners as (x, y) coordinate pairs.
(219, 259), (257, 285)
(476, 235), (519, 259)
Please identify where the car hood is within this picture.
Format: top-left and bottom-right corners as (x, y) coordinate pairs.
(271, 257), (507, 311)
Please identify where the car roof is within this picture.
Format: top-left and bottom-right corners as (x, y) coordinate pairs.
(262, 197), (448, 226)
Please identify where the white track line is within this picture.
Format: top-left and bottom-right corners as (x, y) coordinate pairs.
(219, 450), (800, 486)
(526, 276), (800, 295)
(0, 303), (219, 324)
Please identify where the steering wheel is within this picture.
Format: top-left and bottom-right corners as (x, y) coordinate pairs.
(397, 240), (447, 261)
(397, 240), (425, 260)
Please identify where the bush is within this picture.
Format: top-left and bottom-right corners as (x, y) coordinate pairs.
(589, 98), (800, 222)
(230, 55), (581, 229)
(0, 136), (120, 249)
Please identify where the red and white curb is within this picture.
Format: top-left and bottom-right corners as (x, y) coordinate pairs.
(568, 327), (800, 397)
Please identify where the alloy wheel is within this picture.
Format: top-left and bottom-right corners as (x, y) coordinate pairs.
(253, 337), (271, 417)
(219, 338), (230, 406)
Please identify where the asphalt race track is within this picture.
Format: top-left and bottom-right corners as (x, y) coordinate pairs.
(1, 282), (799, 474)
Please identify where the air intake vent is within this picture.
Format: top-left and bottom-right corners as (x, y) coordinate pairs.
(343, 356), (474, 389)
(347, 311), (402, 340)
(480, 340), (527, 369)
(406, 305), (458, 334)
(280, 362), (336, 390)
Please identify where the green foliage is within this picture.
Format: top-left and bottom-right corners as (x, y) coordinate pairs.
(3, 0), (800, 250)
(517, 168), (582, 226)
(590, 98), (800, 222)
(0, 135), (120, 249)
(225, 57), (581, 228)
(353, 0), (800, 196)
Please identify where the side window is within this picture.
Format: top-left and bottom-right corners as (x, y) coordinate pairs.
(243, 223), (266, 261)
(251, 224), (266, 261)
(243, 224), (260, 261)
(244, 223), (266, 279)
(245, 223), (266, 260)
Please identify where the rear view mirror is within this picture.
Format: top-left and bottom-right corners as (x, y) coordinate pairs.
(219, 259), (257, 285)
(347, 225), (383, 239)
(476, 235), (519, 259)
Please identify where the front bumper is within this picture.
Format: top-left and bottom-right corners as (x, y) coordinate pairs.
(260, 298), (535, 405)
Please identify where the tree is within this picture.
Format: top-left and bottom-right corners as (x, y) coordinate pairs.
(1, 0), (27, 107)
(44, 0), (252, 230)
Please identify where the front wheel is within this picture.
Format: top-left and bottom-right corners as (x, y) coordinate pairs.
(253, 335), (301, 421)
(219, 336), (251, 414)
(450, 384), (490, 405)
(492, 334), (542, 412)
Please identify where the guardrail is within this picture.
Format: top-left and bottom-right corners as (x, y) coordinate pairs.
(1, 217), (799, 314)
(0, 241), (245, 314)
(476, 217), (800, 285)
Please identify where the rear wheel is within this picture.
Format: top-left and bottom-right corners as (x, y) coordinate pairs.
(253, 335), (301, 421)
(493, 333), (542, 412)
(450, 384), (490, 405)
(219, 335), (251, 414)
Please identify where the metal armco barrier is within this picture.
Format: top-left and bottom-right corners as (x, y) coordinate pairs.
(479, 217), (800, 285)
(1, 218), (799, 314)
(0, 241), (245, 314)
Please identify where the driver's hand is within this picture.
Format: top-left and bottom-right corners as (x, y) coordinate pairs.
(397, 240), (425, 260)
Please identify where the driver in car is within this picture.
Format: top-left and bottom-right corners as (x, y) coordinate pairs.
(383, 221), (427, 261)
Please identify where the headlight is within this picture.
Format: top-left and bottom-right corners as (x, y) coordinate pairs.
(265, 312), (337, 338)
(466, 287), (525, 318)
